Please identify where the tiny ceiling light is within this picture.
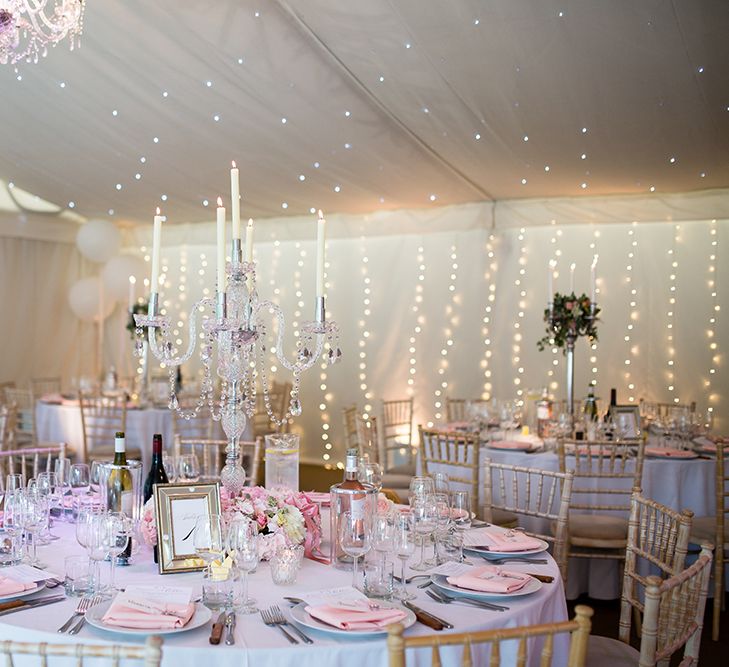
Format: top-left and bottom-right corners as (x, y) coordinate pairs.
(281, 202), (288, 209)
(378, 75), (385, 82)
(544, 165), (550, 172)
(521, 178), (527, 185)
(429, 194), (437, 201)
(669, 157), (676, 164)
(115, 183), (122, 190)
(298, 174), (305, 181)
(112, 110), (118, 116)
(475, 133), (481, 140)
(68, 201), (75, 208)
(202, 199), (209, 207)
(344, 110), (351, 117)
(281, 117), (287, 124)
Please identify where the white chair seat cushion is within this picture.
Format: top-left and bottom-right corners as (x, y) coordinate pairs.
(586, 636), (639, 666)
(567, 514), (628, 549)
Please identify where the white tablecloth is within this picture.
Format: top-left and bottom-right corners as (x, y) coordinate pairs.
(35, 402), (174, 471)
(423, 445), (716, 600)
(0, 520), (569, 667)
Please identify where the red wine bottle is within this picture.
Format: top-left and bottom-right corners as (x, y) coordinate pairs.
(143, 434), (168, 564)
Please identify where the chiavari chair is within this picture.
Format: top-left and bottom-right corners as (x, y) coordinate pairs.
(445, 397), (490, 423)
(387, 605), (593, 667)
(0, 635), (162, 667)
(483, 458), (574, 582)
(356, 414), (410, 503)
(78, 392), (141, 462)
(587, 546), (712, 667)
(381, 398), (414, 473)
(174, 435), (262, 486)
(3, 387), (35, 445)
(341, 404), (358, 449)
(619, 491), (693, 643)
(0, 443), (67, 489)
(557, 439), (645, 566)
(30, 376), (62, 397)
(689, 439), (728, 640)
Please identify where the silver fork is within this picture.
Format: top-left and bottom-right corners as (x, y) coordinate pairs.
(270, 605), (313, 644)
(426, 588), (508, 612)
(472, 556), (548, 565)
(57, 596), (93, 633)
(260, 608), (298, 644)
(68, 595), (103, 635)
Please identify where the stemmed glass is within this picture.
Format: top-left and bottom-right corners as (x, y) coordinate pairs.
(89, 461), (103, 495)
(408, 476), (434, 506)
(338, 511), (371, 589)
(425, 492), (451, 566)
(409, 496), (436, 571)
(69, 463), (90, 518)
(178, 454), (200, 483)
(372, 514), (393, 567)
(106, 512), (131, 592)
(86, 513), (116, 595)
(450, 490), (471, 531)
(54, 457), (71, 521)
(193, 514), (225, 573)
(16, 491), (48, 567)
(393, 512), (416, 600)
(36, 472), (61, 541)
(227, 518), (260, 614)
(361, 462), (383, 492)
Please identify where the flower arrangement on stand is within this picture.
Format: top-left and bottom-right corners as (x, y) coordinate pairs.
(537, 292), (600, 352)
(141, 486), (324, 562)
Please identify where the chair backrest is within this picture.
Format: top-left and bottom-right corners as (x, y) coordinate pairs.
(0, 404), (17, 451)
(483, 459), (574, 582)
(557, 439), (645, 514)
(637, 547), (712, 666)
(715, 440), (727, 558)
(381, 398), (414, 470)
(387, 605), (593, 667)
(3, 388), (35, 443)
(30, 376), (62, 396)
(0, 444), (67, 489)
(172, 404), (217, 441)
(0, 635), (162, 667)
(619, 491), (693, 644)
(342, 404), (358, 449)
(419, 427), (480, 514)
(78, 393), (127, 461)
(174, 436), (262, 486)
(0, 381), (16, 399)
(655, 401), (696, 417)
(445, 397), (491, 423)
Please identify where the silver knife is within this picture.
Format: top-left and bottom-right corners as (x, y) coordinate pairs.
(402, 600), (454, 629)
(224, 612), (236, 645)
(0, 595), (66, 617)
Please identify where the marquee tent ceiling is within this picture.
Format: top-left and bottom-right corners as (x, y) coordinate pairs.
(2, 0), (729, 227)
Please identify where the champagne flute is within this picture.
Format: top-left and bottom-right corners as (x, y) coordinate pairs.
(450, 490), (471, 531)
(410, 496), (436, 571)
(393, 512), (416, 600)
(338, 511), (371, 589)
(36, 472), (60, 541)
(17, 492), (47, 567)
(228, 518), (260, 614)
(54, 457), (71, 521)
(425, 492), (451, 566)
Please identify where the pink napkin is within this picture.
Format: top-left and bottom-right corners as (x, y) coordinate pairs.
(305, 603), (407, 631)
(0, 577), (37, 596)
(466, 527), (543, 552)
(489, 440), (530, 450)
(102, 598), (195, 629)
(447, 565), (531, 593)
(447, 421), (472, 431)
(645, 446), (696, 459)
(306, 491), (331, 505)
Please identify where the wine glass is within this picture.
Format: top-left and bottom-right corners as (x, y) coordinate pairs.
(54, 457), (72, 521)
(5, 474), (23, 493)
(89, 461), (103, 495)
(409, 496), (436, 571)
(450, 490), (471, 531)
(69, 463), (90, 518)
(361, 462), (383, 492)
(178, 454), (200, 483)
(105, 512), (131, 592)
(408, 476), (434, 506)
(372, 514), (393, 567)
(193, 514), (225, 572)
(425, 492), (451, 566)
(431, 472), (450, 494)
(36, 472), (60, 541)
(227, 518), (260, 614)
(338, 511), (371, 589)
(16, 492), (47, 567)
(392, 512), (416, 600)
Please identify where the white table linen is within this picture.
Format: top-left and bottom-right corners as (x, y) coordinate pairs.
(0, 519), (569, 667)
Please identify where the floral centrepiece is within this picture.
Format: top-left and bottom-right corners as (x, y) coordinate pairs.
(141, 486), (323, 562)
(537, 292), (600, 352)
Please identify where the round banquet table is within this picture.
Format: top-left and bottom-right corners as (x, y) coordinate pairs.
(421, 442), (717, 600)
(0, 518), (569, 667)
(35, 400), (174, 471)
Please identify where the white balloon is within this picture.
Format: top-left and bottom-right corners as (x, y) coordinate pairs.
(76, 219), (121, 263)
(102, 254), (147, 301)
(68, 277), (115, 322)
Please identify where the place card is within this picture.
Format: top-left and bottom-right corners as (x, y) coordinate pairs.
(2, 564), (60, 583)
(298, 585), (368, 607)
(462, 527), (502, 547)
(122, 584), (193, 606)
(431, 561), (472, 577)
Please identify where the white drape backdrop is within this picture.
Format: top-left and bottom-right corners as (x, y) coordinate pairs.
(1, 210), (726, 464)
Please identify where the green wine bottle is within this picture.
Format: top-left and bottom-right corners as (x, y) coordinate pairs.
(108, 431), (134, 562)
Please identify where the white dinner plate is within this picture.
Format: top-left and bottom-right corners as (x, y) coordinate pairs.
(464, 538), (549, 559)
(0, 581), (46, 602)
(431, 573), (542, 600)
(85, 600), (212, 636)
(290, 600), (416, 639)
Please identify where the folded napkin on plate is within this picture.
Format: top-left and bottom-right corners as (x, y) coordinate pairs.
(645, 446), (695, 458)
(447, 565), (531, 593)
(489, 440), (531, 450)
(102, 597), (195, 629)
(464, 527), (542, 552)
(0, 577), (37, 596)
(305, 603), (406, 631)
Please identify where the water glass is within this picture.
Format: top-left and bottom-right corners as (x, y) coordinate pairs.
(442, 530), (464, 562)
(193, 514), (225, 569)
(64, 555), (91, 597)
(450, 491), (471, 531)
(202, 570), (233, 610)
(0, 529), (22, 567)
(69, 463), (90, 518)
(270, 544), (304, 586)
(363, 559), (394, 599)
(264, 433), (300, 492)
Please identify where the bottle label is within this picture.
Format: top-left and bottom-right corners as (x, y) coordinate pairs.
(115, 438), (126, 454)
(350, 496), (366, 521)
(345, 455), (358, 473)
(537, 405), (550, 419)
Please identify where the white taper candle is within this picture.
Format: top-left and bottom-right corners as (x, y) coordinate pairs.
(316, 209), (326, 297)
(231, 161), (241, 240)
(128, 276), (136, 311)
(246, 218), (254, 263)
(150, 208), (162, 291)
(569, 262), (576, 294)
(216, 197), (226, 292)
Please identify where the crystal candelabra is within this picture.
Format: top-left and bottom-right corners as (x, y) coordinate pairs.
(134, 239), (341, 495)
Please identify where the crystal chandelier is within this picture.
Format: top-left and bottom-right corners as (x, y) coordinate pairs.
(134, 180), (342, 496)
(0, 0), (85, 65)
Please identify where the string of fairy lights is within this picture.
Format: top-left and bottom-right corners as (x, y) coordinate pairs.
(406, 243), (426, 398)
(547, 222), (562, 394)
(358, 237), (373, 420)
(623, 223), (639, 403)
(665, 225), (680, 404)
(512, 228), (527, 404)
(430, 242), (460, 425)
(319, 246), (333, 465)
(481, 233), (497, 400)
(588, 229), (600, 390)
(705, 220), (720, 414)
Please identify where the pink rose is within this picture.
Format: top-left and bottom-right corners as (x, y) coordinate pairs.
(565, 301), (574, 310)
